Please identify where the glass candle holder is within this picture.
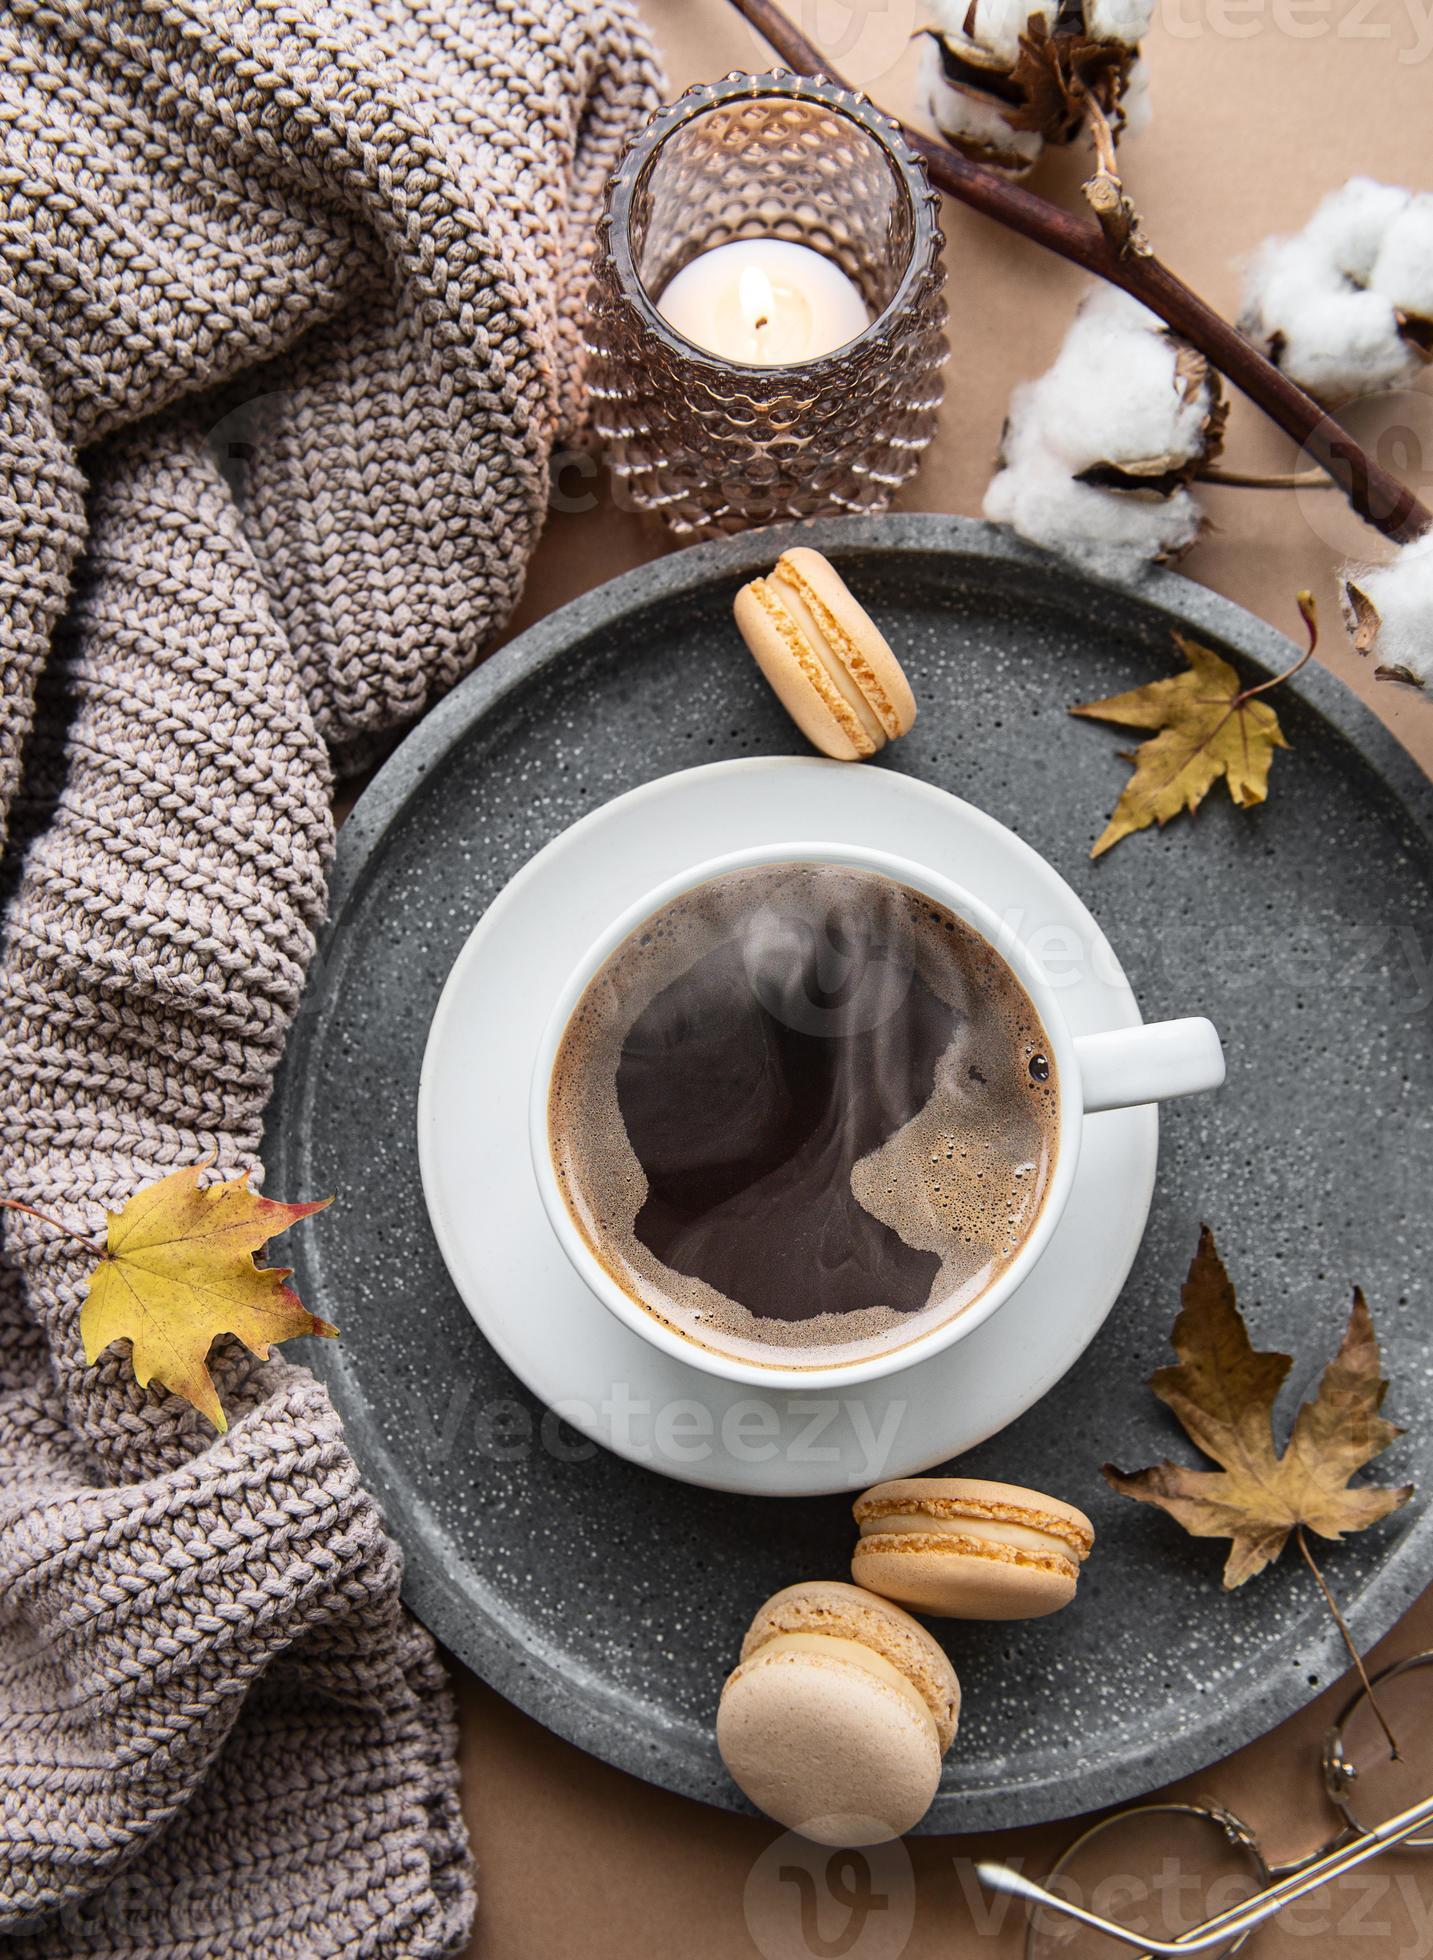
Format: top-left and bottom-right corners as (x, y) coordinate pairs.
(586, 71), (948, 537)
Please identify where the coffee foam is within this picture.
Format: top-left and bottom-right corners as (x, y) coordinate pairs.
(547, 864), (1059, 1370)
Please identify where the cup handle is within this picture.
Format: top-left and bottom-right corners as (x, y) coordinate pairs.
(1073, 1018), (1225, 1114)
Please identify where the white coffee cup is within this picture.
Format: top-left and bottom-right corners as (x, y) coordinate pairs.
(529, 841), (1224, 1390)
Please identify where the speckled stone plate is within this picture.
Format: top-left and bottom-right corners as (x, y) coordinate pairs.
(266, 514), (1433, 1831)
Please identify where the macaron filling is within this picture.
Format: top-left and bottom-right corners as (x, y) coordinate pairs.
(857, 1512), (1080, 1564)
(745, 1632), (940, 1747)
(751, 574), (885, 753)
(771, 552), (906, 740)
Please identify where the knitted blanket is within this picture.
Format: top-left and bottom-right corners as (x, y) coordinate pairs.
(0, 2), (659, 1951)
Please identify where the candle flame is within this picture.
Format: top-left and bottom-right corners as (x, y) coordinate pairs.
(739, 264), (776, 334)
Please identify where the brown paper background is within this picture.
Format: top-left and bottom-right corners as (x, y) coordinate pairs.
(443, 6), (1433, 1949)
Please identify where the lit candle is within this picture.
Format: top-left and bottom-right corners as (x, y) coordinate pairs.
(656, 239), (872, 367)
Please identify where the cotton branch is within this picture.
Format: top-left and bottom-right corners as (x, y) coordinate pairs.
(1082, 96), (1149, 260)
(725, 0), (1433, 546)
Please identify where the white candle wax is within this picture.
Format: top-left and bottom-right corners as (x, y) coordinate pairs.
(655, 239), (872, 367)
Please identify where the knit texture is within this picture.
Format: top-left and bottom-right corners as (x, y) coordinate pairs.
(0, 2), (659, 1951)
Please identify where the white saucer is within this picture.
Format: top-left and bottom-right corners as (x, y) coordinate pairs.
(417, 758), (1156, 1497)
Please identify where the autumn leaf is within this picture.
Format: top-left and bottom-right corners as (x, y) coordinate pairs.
(1105, 1225), (1412, 1589)
(1071, 597), (1317, 859)
(76, 1160), (335, 1432)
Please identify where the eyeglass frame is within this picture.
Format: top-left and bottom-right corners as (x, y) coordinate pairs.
(977, 1648), (1433, 1956)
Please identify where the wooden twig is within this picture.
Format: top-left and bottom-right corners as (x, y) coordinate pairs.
(1081, 95), (1149, 259)
(725, 0), (1433, 546)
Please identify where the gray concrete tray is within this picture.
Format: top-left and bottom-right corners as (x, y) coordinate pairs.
(265, 514), (1433, 1831)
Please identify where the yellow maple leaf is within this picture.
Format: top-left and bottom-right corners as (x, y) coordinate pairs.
(1104, 1225), (1412, 1589)
(1071, 635), (1288, 858)
(1071, 599), (1317, 859)
(79, 1160), (335, 1432)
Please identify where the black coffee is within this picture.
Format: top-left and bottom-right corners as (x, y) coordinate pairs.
(548, 864), (1059, 1369)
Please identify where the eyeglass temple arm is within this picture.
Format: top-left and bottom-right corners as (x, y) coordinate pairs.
(976, 1787), (1433, 1957)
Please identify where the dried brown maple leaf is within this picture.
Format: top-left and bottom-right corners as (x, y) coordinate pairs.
(1071, 596), (1317, 858)
(2, 1161), (335, 1432)
(1105, 1226), (1412, 1589)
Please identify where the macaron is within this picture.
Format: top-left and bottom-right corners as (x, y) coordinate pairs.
(716, 1579), (959, 1845)
(734, 546), (917, 761)
(852, 1478), (1095, 1620)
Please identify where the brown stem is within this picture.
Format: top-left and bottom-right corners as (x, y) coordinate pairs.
(1198, 467), (1333, 491)
(1146, 593), (1316, 786)
(1236, 590), (1318, 704)
(0, 1196), (105, 1261)
(1081, 95), (1148, 259)
(725, 0), (1433, 546)
(1296, 1525), (1400, 1760)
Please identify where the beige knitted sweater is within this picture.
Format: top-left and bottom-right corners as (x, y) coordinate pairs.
(0, 0), (658, 1950)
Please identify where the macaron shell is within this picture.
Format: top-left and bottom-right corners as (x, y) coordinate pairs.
(852, 1536), (1080, 1621)
(717, 1646), (942, 1844)
(741, 1580), (960, 1751)
(775, 547), (917, 738)
(733, 580), (876, 762)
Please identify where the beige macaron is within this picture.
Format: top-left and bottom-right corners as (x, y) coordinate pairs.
(733, 547), (917, 761)
(716, 1580), (959, 1845)
(852, 1479), (1095, 1621)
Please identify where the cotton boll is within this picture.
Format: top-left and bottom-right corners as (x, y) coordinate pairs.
(1243, 237), (1414, 401)
(1003, 286), (1221, 484)
(1240, 179), (1433, 406)
(1342, 533), (1433, 687)
(983, 285), (1216, 573)
(1304, 178), (1411, 284)
(1371, 195), (1433, 331)
(985, 446), (1204, 576)
(930, 0), (1059, 65)
(922, 0), (1150, 174)
(917, 37), (1044, 173)
(1037, 288), (1217, 478)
